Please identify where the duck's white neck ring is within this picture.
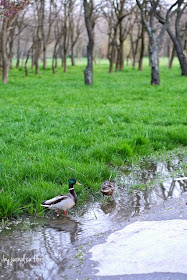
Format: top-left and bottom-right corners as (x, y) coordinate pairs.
(69, 187), (74, 191)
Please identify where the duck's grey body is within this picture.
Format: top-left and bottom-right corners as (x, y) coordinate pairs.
(41, 193), (76, 211)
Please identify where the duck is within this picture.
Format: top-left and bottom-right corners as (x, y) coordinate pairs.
(100, 180), (115, 197)
(41, 178), (81, 216)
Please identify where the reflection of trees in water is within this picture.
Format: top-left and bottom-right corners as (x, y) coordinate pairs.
(41, 217), (81, 278)
(0, 229), (47, 280)
(116, 159), (187, 218)
(0, 217), (82, 280)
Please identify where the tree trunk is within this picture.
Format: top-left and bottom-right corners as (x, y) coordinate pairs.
(150, 43), (160, 85)
(109, 40), (116, 73)
(167, 28), (187, 76)
(115, 42), (124, 72)
(84, 39), (94, 84)
(43, 46), (47, 69)
(63, 53), (67, 73)
(1, 18), (9, 84)
(2, 62), (9, 84)
(83, 0), (95, 85)
(77, 42), (82, 62)
(35, 61), (39, 75)
(16, 33), (21, 68)
(168, 44), (175, 69)
(115, 46), (120, 72)
(138, 24), (145, 71)
(0, 51), (2, 77)
(120, 43), (124, 71)
(71, 44), (76, 66)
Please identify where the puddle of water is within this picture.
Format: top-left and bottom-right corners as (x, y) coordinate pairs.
(0, 155), (186, 279)
(116, 156), (187, 217)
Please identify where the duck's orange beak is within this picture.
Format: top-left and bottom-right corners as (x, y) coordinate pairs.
(75, 181), (82, 186)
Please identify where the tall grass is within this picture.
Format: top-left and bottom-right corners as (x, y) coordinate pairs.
(0, 58), (186, 218)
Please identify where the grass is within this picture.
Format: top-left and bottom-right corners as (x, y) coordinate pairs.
(0, 58), (186, 218)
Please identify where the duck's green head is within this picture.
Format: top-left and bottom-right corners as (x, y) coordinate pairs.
(69, 178), (82, 186)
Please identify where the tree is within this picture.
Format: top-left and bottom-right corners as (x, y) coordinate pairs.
(136, 0), (168, 85)
(83, 0), (96, 85)
(138, 21), (146, 71)
(128, 7), (142, 68)
(156, 0), (187, 76)
(0, 0), (29, 84)
(102, 0), (132, 73)
(15, 11), (28, 68)
(69, 0), (84, 66)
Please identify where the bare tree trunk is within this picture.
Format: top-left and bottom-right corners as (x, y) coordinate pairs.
(168, 44), (175, 68)
(155, 1), (187, 76)
(120, 43), (124, 70)
(167, 26), (187, 76)
(115, 46), (120, 72)
(2, 63), (9, 84)
(9, 25), (15, 70)
(83, 0), (95, 85)
(115, 42), (124, 71)
(71, 44), (76, 66)
(126, 51), (131, 66)
(1, 18), (9, 84)
(43, 46), (47, 69)
(136, 0), (166, 85)
(150, 42), (160, 85)
(138, 24), (145, 71)
(77, 41), (82, 62)
(84, 37), (94, 84)
(25, 45), (32, 76)
(63, 52), (67, 73)
(0, 50), (2, 77)
(16, 33), (21, 68)
(184, 22), (187, 52)
(109, 37), (117, 73)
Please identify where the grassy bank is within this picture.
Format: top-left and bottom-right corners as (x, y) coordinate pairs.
(0, 59), (186, 218)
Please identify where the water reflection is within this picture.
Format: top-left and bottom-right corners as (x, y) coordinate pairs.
(117, 158), (187, 217)
(0, 217), (82, 279)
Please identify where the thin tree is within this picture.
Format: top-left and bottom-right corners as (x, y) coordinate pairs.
(0, 0), (29, 84)
(102, 0), (132, 73)
(156, 0), (187, 76)
(69, 0), (84, 66)
(83, 0), (96, 85)
(136, 0), (168, 85)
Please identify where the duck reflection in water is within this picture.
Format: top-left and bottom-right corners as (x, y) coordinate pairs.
(100, 199), (117, 214)
(43, 216), (82, 244)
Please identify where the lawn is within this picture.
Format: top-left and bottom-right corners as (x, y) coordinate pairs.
(0, 58), (186, 218)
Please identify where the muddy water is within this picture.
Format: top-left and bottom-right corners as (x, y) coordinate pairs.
(0, 157), (186, 280)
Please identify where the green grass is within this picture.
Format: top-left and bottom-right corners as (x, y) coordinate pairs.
(0, 58), (186, 218)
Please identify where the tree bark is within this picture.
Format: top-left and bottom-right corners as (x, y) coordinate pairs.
(136, 0), (164, 85)
(168, 44), (175, 69)
(150, 43), (160, 85)
(83, 0), (95, 85)
(109, 40), (116, 73)
(71, 44), (76, 66)
(138, 24), (145, 71)
(1, 18), (9, 84)
(16, 33), (21, 68)
(167, 26), (187, 76)
(43, 46), (47, 69)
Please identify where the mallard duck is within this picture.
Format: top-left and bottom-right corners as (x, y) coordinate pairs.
(41, 179), (81, 216)
(100, 180), (115, 197)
